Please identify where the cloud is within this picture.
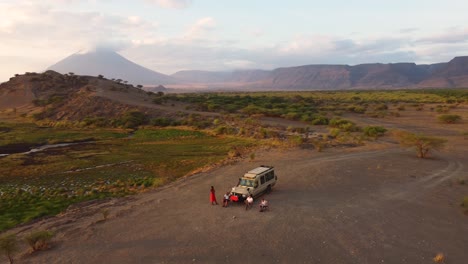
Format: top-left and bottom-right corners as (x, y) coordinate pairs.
(0, 1), (162, 80)
(1, 1), (467, 81)
(417, 28), (468, 44)
(184, 17), (216, 40)
(145, 0), (192, 9)
(0, 2), (160, 51)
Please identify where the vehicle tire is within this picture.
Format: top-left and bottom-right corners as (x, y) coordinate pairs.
(266, 185), (272, 194)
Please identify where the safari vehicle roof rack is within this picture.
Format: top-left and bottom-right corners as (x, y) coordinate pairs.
(244, 165), (274, 177)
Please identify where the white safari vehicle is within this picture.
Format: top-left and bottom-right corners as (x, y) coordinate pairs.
(230, 165), (277, 202)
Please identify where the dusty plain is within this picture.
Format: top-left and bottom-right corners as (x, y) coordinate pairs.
(2, 104), (467, 264)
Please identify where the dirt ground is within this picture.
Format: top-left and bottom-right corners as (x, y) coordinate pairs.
(3, 106), (468, 264)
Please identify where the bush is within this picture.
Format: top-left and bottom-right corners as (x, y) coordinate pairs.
(395, 131), (447, 158)
(311, 115), (329, 125)
(374, 104), (388, 111)
(347, 105), (366, 113)
(363, 126), (387, 138)
(461, 196), (468, 208)
(25, 230), (54, 252)
(0, 234), (18, 264)
(150, 117), (179, 127)
(438, 114), (462, 124)
(329, 118), (357, 132)
(118, 111), (148, 129)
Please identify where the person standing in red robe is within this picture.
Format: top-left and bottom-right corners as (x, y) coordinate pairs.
(210, 186), (218, 205)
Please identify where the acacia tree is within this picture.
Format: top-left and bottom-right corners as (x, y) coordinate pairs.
(396, 131), (447, 158)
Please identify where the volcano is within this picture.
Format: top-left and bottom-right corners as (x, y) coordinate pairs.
(47, 49), (175, 86)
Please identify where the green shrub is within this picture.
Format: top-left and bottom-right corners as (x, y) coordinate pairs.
(438, 114), (462, 124)
(461, 196), (468, 208)
(347, 105), (366, 113)
(374, 104), (388, 111)
(395, 131), (447, 158)
(328, 128), (341, 138)
(150, 117), (179, 127)
(83, 117), (109, 127)
(310, 139), (324, 152)
(366, 111), (387, 118)
(363, 126), (387, 138)
(0, 234), (18, 264)
(117, 111), (148, 129)
(329, 118), (357, 132)
(25, 230), (54, 252)
(311, 115), (329, 125)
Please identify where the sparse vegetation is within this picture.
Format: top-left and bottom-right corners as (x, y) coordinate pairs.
(461, 197), (468, 208)
(101, 209), (110, 220)
(25, 230), (54, 252)
(363, 126), (387, 138)
(463, 131), (468, 139)
(438, 114), (462, 124)
(328, 118), (358, 132)
(0, 125), (255, 231)
(433, 253), (445, 263)
(0, 234), (18, 264)
(395, 131), (447, 158)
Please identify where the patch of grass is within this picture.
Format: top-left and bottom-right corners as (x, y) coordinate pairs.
(0, 127), (255, 231)
(0, 122), (129, 148)
(101, 209), (110, 220)
(25, 230), (54, 252)
(461, 196), (468, 208)
(463, 132), (468, 140)
(438, 114), (462, 124)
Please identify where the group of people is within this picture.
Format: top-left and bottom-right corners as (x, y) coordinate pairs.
(210, 186), (269, 212)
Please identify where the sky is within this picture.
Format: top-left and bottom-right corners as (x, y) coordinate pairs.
(1, 0), (468, 82)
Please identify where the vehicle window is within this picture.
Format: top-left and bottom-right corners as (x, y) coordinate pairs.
(260, 175), (265, 184)
(266, 171), (274, 181)
(239, 178), (254, 187)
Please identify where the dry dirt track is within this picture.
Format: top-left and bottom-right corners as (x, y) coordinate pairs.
(9, 140), (468, 264)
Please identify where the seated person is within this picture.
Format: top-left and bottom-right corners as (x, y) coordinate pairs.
(259, 198), (269, 212)
(223, 192), (231, 207)
(245, 195), (253, 210)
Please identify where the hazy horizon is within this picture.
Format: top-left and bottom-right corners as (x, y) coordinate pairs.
(1, 0), (468, 82)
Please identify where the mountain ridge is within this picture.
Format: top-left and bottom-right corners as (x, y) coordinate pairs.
(45, 50), (468, 90)
(170, 56), (468, 90)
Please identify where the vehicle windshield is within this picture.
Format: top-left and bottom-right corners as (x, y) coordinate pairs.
(238, 178), (255, 187)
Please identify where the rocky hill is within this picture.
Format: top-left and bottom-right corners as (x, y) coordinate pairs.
(171, 56), (468, 90)
(0, 71), (172, 121)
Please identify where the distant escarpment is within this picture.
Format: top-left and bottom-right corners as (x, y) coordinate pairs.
(171, 56), (468, 90)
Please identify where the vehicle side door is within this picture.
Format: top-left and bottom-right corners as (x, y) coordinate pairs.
(255, 174), (267, 195)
